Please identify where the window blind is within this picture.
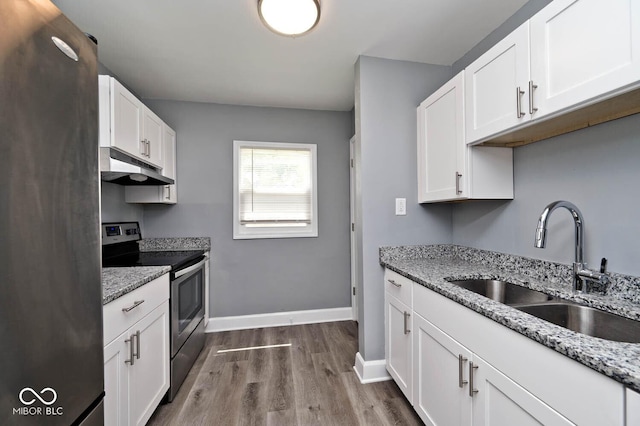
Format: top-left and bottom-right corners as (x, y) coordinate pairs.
(239, 146), (313, 225)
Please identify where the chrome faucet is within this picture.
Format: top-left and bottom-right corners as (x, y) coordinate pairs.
(534, 200), (609, 292)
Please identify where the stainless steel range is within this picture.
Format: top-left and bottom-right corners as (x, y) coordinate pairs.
(102, 222), (205, 402)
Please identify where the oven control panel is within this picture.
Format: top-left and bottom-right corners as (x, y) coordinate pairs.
(101, 222), (141, 245)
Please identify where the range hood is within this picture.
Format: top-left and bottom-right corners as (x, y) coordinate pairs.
(100, 147), (174, 186)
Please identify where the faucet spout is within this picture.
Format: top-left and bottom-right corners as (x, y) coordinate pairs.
(534, 200), (584, 265)
(534, 201), (587, 292)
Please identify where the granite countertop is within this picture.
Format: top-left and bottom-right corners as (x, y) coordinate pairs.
(380, 244), (640, 392)
(102, 266), (170, 305)
(138, 237), (211, 252)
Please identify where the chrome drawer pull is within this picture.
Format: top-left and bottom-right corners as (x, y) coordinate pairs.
(122, 300), (145, 312)
(529, 80), (538, 115)
(403, 311), (411, 334)
(134, 330), (141, 360)
(125, 334), (135, 366)
(458, 354), (468, 388)
(516, 87), (525, 118)
(388, 279), (402, 288)
(469, 361), (479, 397)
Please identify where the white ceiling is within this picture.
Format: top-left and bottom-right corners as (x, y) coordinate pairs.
(53, 0), (527, 111)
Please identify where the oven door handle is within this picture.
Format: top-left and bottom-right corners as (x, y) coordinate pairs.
(173, 258), (206, 279)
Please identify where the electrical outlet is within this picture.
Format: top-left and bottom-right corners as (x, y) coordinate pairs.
(395, 198), (406, 216)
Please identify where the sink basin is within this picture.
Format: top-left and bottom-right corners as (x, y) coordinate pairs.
(516, 303), (640, 343)
(448, 279), (555, 305)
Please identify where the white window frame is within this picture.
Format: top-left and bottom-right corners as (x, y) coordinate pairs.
(233, 140), (318, 239)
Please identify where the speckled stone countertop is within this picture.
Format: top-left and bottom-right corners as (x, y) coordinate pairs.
(138, 237), (211, 252)
(380, 244), (640, 392)
(102, 266), (170, 305)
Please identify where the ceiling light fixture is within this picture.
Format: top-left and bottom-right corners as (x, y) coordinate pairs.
(258, 0), (320, 37)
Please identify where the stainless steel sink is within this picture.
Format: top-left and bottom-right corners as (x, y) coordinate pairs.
(515, 303), (640, 343)
(448, 279), (555, 305)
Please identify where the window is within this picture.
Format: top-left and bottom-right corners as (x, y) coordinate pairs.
(233, 140), (318, 239)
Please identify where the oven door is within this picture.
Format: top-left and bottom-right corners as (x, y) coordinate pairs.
(171, 257), (205, 357)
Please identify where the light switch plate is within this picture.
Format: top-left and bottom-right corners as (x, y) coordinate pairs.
(395, 198), (406, 216)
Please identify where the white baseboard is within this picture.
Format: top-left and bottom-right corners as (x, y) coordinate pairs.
(205, 307), (352, 332)
(353, 352), (391, 384)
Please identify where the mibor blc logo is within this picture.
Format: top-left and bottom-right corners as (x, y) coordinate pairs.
(13, 387), (63, 417)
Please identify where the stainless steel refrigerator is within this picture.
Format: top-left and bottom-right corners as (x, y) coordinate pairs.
(0, 0), (104, 424)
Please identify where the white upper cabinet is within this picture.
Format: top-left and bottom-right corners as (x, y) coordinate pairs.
(125, 123), (178, 204)
(465, 0), (640, 145)
(142, 107), (163, 168)
(418, 71), (513, 203)
(418, 71), (465, 201)
(529, 0), (640, 118)
(99, 75), (163, 168)
(109, 78), (144, 159)
(465, 22), (531, 144)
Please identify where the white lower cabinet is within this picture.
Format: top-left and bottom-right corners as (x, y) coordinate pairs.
(385, 294), (412, 402)
(384, 268), (627, 425)
(413, 313), (471, 425)
(627, 388), (640, 425)
(471, 352), (572, 426)
(413, 312), (570, 426)
(103, 275), (170, 426)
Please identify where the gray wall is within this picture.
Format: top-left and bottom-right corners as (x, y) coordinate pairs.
(100, 182), (143, 225)
(141, 101), (353, 317)
(453, 113), (640, 276)
(355, 56), (453, 360)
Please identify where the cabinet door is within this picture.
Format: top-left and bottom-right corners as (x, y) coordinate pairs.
(417, 71), (466, 202)
(162, 124), (177, 203)
(385, 294), (412, 403)
(204, 252), (210, 328)
(471, 355), (573, 426)
(530, 0), (640, 118)
(626, 388), (640, 426)
(465, 22), (531, 144)
(413, 313), (472, 426)
(142, 108), (164, 168)
(104, 333), (131, 426)
(162, 125), (177, 180)
(129, 302), (170, 426)
(112, 79), (145, 160)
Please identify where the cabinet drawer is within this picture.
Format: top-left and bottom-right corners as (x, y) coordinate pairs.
(384, 269), (413, 306)
(103, 274), (169, 345)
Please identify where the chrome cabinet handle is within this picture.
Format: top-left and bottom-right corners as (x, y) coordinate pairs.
(387, 279), (401, 288)
(516, 87), (525, 118)
(455, 172), (462, 195)
(122, 300), (145, 312)
(125, 334), (135, 365)
(403, 311), (411, 335)
(529, 80), (538, 115)
(458, 354), (468, 388)
(469, 361), (479, 397)
(134, 330), (141, 360)
(165, 185), (171, 200)
(147, 140), (151, 157)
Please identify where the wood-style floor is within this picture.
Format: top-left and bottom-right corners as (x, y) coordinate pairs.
(148, 321), (422, 426)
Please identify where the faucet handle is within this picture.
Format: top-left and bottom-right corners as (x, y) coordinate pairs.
(600, 257), (608, 273)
